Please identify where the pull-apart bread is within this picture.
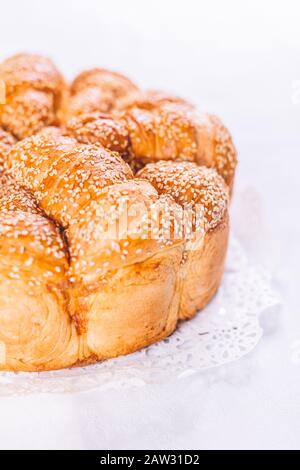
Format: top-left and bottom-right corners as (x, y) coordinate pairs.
(0, 54), (237, 371)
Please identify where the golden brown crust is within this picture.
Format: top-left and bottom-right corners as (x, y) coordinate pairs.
(62, 68), (138, 122)
(71, 68), (138, 97)
(122, 104), (237, 188)
(0, 175), (78, 371)
(67, 180), (183, 285)
(0, 54), (65, 139)
(6, 127), (134, 226)
(65, 112), (130, 155)
(75, 244), (184, 360)
(6, 128), (183, 270)
(0, 63), (236, 371)
(122, 105), (197, 166)
(138, 161), (230, 319)
(194, 113), (237, 190)
(137, 161), (229, 231)
(179, 213), (229, 319)
(63, 96), (237, 187)
(116, 89), (194, 112)
(0, 130), (231, 371)
(2, 129), (186, 366)
(0, 127), (16, 174)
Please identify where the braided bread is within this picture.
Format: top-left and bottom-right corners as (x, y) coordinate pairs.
(0, 55), (236, 371)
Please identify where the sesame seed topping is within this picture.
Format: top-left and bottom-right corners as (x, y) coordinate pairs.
(0, 53), (65, 139)
(0, 58), (236, 328)
(138, 161), (229, 231)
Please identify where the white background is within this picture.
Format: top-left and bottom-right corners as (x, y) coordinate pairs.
(0, 0), (299, 450)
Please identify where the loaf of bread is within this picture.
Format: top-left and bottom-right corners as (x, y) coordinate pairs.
(0, 54), (237, 371)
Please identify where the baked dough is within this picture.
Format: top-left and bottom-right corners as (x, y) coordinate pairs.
(0, 54), (65, 139)
(0, 55), (237, 371)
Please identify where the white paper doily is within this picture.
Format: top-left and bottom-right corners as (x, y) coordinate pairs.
(0, 237), (280, 396)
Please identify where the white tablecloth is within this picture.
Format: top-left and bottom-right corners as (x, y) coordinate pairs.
(0, 0), (299, 450)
